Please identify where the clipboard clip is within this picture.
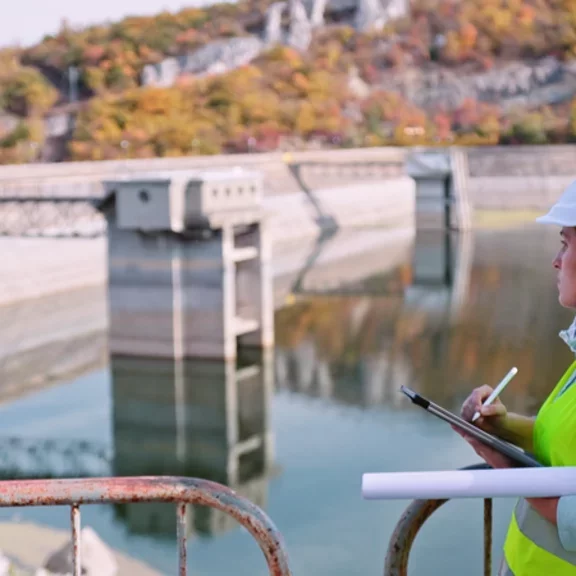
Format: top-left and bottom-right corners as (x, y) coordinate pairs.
(400, 386), (430, 409)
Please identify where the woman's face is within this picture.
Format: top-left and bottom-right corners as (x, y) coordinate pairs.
(554, 227), (576, 308)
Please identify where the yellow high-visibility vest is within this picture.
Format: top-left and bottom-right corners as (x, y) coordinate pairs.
(502, 360), (576, 575)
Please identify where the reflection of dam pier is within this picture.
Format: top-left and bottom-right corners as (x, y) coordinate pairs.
(111, 353), (276, 538)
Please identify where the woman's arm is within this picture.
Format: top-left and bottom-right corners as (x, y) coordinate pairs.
(460, 385), (535, 451)
(527, 497), (558, 525)
(556, 496), (576, 551)
(525, 496), (576, 553)
(485, 413), (536, 452)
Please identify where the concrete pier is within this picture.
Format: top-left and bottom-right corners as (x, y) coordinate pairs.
(102, 170), (273, 360)
(406, 147), (472, 231)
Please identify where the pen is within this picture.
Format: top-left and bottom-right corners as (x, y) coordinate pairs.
(471, 367), (518, 423)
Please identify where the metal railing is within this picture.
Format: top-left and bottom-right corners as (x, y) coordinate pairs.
(384, 463), (492, 576)
(0, 197), (105, 237)
(0, 476), (291, 575)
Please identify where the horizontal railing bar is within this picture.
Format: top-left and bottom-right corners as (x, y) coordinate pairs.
(291, 160), (405, 168)
(0, 197), (100, 203)
(0, 476), (261, 506)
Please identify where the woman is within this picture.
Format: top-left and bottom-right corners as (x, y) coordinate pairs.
(457, 182), (576, 575)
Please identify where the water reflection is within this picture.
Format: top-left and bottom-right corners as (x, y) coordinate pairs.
(275, 229), (472, 410)
(275, 226), (574, 416)
(0, 226), (570, 479)
(110, 350), (275, 538)
(0, 224), (573, 575)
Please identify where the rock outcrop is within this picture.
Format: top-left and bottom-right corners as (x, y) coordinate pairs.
(286, 0), (314, 51)
(179, 36), (264, 76)
(0, 522), (161, 576)
(265, 2), (287, 45)
(44, 527), (117, 576)
(378, 56), (576, 112)
(141, 0), (411, 87)
(142, 37), (265, 86)
(310, 0), (330, 27)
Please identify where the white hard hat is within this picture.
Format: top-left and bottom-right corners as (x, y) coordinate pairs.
(537, 181), (576, 226)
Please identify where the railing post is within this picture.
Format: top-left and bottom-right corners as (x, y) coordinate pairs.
(177, 502), (188, 575)
(484, 498), (492, 576)
(71, 504), (81, 576)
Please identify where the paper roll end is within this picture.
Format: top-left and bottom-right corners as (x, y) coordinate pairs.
(361, 473), (378, 499)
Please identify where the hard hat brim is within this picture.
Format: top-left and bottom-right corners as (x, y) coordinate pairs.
(536, 207), (576, 227)
(536, 214), (569, 226)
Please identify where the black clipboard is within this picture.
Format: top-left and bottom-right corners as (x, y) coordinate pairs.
(400, 385), (543, 468)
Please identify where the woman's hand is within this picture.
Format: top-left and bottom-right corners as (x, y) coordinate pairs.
(454, 385), (513, 468)
(460, 384), (508, 433)
(452, 429), (515, 468)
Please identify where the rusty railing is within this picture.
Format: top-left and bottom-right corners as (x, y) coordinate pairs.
(384, 463), (492, 576)
(0, 475), (291, 576)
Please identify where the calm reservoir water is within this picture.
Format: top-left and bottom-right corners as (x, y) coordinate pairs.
(0, 224), (573, 575)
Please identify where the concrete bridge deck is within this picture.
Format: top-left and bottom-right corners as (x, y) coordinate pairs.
(1, 144), (574, 210)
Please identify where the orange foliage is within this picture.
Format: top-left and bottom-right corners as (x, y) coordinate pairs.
(2, 0), (576, 162)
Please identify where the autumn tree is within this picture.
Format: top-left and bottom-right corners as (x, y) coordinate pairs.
(0, 67), (58, 116)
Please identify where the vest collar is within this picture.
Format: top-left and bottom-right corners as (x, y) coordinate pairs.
(560, 316), (576, 354)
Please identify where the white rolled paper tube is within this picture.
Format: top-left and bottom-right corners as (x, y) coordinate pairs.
(362, 467), (576, 500)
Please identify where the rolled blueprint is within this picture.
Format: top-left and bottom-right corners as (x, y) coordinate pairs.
(362, 467), (576, 500)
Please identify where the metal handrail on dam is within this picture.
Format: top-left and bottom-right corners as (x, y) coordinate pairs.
(0, 476), (292, 575)
(364, 463), (576, 576)
(383, 463), (493, 576)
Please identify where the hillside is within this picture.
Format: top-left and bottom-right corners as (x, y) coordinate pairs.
(2, 0), (576, 164)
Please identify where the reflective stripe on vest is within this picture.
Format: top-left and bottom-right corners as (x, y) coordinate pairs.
(515, 498), (576, 565)
(498, 556), (514, 576)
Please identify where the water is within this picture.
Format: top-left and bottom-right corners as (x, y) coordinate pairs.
(0, 223), (573, 575)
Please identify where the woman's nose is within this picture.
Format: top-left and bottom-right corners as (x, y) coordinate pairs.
(553, 254), (562, 269)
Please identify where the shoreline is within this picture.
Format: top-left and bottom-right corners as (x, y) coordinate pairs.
(0, 521), (162, 575)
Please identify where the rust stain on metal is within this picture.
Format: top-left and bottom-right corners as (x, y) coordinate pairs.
(71, 504), (81, 576)
(384, 463), (491, 576)
(177, 502), (187, 576)
(0, 477), (291, 576)
(384, 498), (447, 576)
